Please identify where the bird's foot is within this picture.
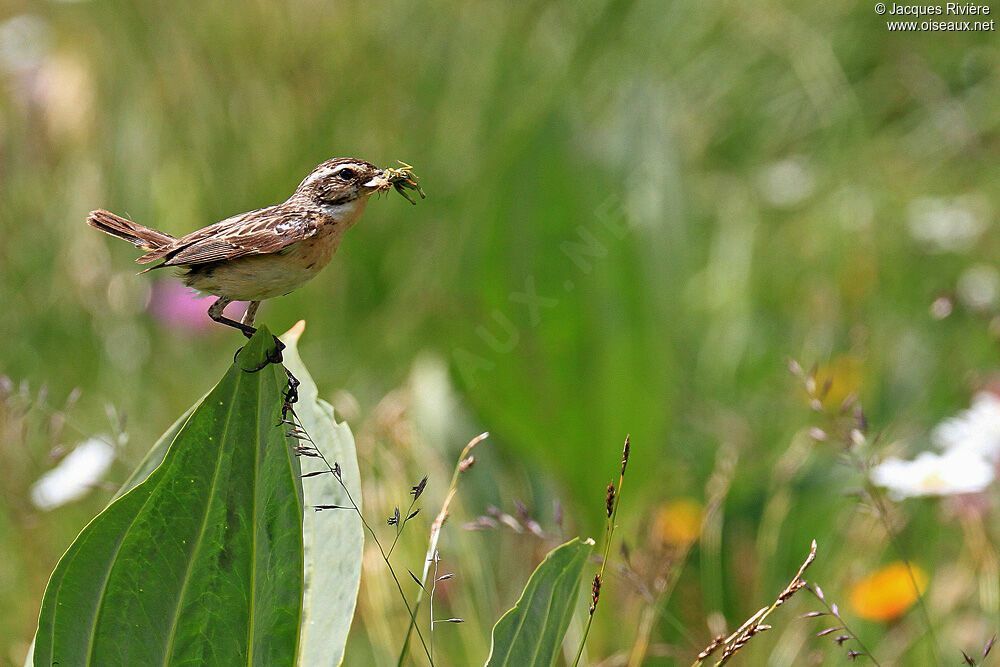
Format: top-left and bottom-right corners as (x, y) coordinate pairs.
(242, 336), (286, 372)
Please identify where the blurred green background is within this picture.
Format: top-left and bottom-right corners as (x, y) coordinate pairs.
(2, 0), (999, 664)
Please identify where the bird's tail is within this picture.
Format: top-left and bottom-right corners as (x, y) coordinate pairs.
(87, 209), (175, 252)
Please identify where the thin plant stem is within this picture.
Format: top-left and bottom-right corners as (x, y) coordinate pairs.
(286, 409), (435, 665)
(397, 432), (488, 667)
(337, 478), (435, 665)
(804, 584), (882, 667)
(624, 559), (701, 667)
(849, 451), (942, 666)
(388, 493), (420, 558)
(626, 448), (734, 666)
(429, 549), (440, 662)
(572, 435), (630, 667)
(792, 363), (942, 666)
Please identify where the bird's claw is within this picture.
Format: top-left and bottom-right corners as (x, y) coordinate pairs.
(242, 336), (286, 373)
(235, 336), (297, 421)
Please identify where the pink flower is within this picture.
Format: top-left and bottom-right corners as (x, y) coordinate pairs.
(147, 281), (246, 334)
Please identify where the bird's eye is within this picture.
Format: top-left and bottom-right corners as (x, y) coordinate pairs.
(336, 168), (356, 181)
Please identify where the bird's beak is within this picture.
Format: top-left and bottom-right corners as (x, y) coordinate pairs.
(362, 171), (391, 191)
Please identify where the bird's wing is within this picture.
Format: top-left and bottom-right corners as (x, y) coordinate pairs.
(137, 207), (319, 266)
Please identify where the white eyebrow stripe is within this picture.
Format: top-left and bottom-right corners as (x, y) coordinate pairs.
(302, 163), (365, 188)
(302, 167), (337, 187)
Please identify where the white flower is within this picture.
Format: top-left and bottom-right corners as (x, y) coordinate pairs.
(870, 449), (994, 500)
(906, 194), (990, 253)
(957, 265), (1000, 311)
(756, 156), (815, 209)
(932, 391), (1000, 462)
(30, 437), (115, 511)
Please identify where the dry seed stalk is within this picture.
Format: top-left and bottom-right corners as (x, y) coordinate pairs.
(693, 539), (818, 666)
(397, 432), (488, 666)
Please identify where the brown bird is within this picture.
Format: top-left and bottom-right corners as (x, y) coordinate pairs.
(87, 158), (418, 338)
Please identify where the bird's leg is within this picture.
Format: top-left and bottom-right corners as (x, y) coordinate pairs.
(241, 301), (261, 328)
(236, 299), (286, 370)
(213, 297), (282, 370)
(240, 303), (298, 417)
(209, 297), (257, 338)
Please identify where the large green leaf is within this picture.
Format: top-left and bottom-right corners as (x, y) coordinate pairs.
(279, 321), (363, 667)
(486, 537), (595, 667)
(33, 327), (304, 666)
(111, 402), (198, 502)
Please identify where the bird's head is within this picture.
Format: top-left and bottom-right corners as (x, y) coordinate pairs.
(294, 158), (392, 214)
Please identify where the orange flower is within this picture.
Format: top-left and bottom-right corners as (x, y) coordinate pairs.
(652, 498), (703, 547)
(848, 562), (927, 622)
